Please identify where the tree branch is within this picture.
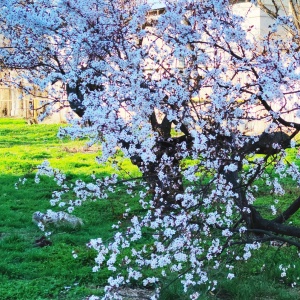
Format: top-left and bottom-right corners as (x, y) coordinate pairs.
(247, 228), (300, 248)
(250, 205), (300, 238)
(273, 195), (300, 224)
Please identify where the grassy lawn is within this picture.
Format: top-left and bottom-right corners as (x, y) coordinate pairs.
(1, 118), (300, 299)
(0, 118), (137, 299)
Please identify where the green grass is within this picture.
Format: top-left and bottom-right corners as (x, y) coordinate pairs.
(0, 118), (137, 300)
(1, 117), (300, 299)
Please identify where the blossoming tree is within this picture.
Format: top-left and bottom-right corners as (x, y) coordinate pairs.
(2, 0), (300, 298)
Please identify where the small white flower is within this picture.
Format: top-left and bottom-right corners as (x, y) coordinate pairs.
(92, 266), (99, 272)
(72, 251), (78, 259)
(67, 206), (74, 213)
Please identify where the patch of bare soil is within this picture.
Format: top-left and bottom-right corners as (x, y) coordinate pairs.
(63, 145), (101, 153)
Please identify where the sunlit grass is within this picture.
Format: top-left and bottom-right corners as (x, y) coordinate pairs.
(0, 118), (137, 300)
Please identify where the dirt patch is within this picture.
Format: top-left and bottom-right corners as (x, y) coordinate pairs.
(63, 145), (101, 153)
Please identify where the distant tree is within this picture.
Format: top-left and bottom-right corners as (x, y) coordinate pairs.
(3, 0), (300, 299)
